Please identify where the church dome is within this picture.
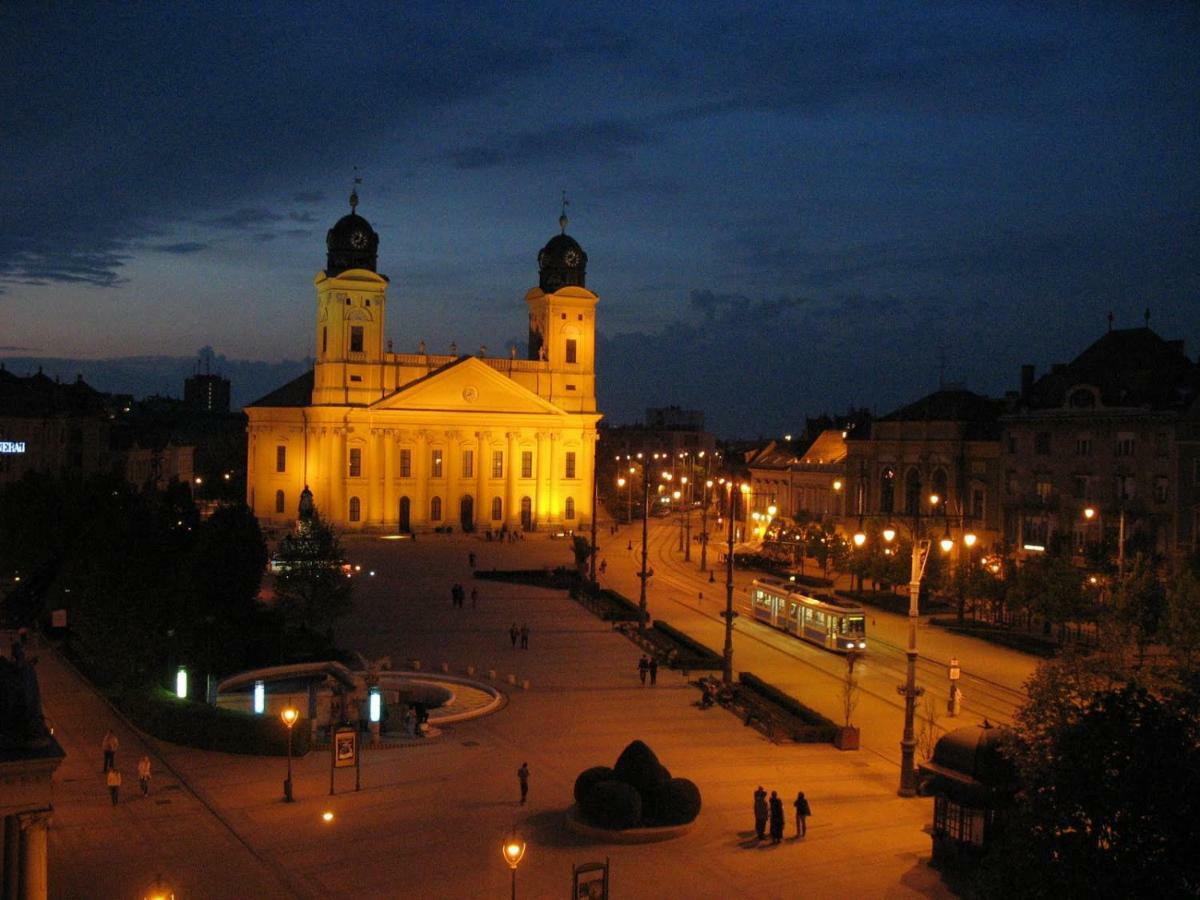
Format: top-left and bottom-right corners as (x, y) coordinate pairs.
(537, 214), (587, 292)
(325, 190), (378, 275)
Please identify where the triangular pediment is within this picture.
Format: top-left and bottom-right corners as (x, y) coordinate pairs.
(370, 357), (568, 417)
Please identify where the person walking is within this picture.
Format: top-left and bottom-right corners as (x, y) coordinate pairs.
(753, 786), (768, 840)
(599, 559), (607, 576)
(637, 655), (649, 686)
(517, 762), (530, 805)
(137, 755), (152, 797)
(102, 730), (118, 773)
(649, 657), (658, 686)
(468, 552), (476, 568)
(107, 768), (122, 805)
(509, 623), (519, 648)
(470, 587), (478, 608)
(769, 790), (785, 844)
(519, 624), (530, 649)
(793, 790), (812, 838)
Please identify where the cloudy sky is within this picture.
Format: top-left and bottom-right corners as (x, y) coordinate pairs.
(1, 2), (1197, 436)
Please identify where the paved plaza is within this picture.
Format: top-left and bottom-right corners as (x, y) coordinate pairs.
(37, 530), (962, 899)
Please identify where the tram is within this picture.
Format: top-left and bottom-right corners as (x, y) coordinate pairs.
(749, 576), (867, 653)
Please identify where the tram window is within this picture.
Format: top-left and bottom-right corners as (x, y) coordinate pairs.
(848, 616), (865, 635)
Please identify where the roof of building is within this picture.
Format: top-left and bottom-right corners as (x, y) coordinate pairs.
(0, 367), (111, 418)
(537, 216), (587, 293)
(245, 369), (314, 408)
(918, 721), (1017, 805)
(799, 429), (848, 465)
(1020, 327), (1198, 412)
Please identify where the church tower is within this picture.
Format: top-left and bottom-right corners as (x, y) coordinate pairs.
(525, 211), (598, 413)
(311, 189), (390, 405)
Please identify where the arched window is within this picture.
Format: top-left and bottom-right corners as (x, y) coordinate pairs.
(565, 497), (576, 520)
(491, 497), (503, 521)
(905, 468), (922, 517)
(879, 467), (895, 514)
(431, 496), (442, 521)
(275, 490), (285, 514)
(349, 496), (361, 522)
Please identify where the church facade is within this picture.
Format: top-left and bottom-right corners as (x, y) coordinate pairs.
(245, 195), (602, 533)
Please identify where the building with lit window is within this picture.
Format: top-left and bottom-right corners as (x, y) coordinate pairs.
(244, 195), (601, 533)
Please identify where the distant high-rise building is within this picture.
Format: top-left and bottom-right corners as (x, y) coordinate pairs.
(184, 372), (231, 413)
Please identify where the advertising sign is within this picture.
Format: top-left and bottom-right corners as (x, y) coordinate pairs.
(334, 727), (357, 768)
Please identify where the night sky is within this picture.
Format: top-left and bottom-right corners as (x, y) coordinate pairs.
(2, 3), (1197, 436)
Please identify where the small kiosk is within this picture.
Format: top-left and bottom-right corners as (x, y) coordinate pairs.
(918, 721), (1017, 870)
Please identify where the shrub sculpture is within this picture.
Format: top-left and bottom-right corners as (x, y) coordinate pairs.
(575, 740), (701, 829)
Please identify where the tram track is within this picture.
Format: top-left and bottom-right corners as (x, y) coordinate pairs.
(631, 523), (1024, 730)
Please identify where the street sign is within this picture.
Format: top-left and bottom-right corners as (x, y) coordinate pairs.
(948, 658), (960, 681)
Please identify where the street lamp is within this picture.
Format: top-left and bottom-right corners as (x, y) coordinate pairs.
(501, 834), (526, 900)
(281, 706), (299, 802)
(700, 477), (714, 573)
(722, 482), (750, 685)
(1083, 504), (1126, 579)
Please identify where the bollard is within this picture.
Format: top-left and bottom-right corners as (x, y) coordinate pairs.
(441, 662), (450, 674)
(410, 659), (421, 671)
(507, 674), (517, 685)
(521, 680), (531, 691)
(466, 665), (476, 676)
(488, 669), (497, 680)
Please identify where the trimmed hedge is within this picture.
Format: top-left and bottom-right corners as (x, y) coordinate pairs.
(651, 621), (723, 670)
(929, 619), (1060, 658)
(738, 672), (839, 742)
(835, 588), (953, 615)
(119, 687), (313, 756)
(475, 567), (578, 589)
(571, 584), (644, 622)
(576, 740), (701, 829)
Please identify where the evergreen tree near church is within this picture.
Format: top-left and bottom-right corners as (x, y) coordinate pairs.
(272, 510), (353, 640)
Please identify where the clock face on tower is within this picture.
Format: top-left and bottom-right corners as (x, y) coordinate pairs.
(350, 230), (368, 249)
(563, 249), (580, 266)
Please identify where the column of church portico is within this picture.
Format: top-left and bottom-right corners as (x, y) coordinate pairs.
(585, 430), (598, 525)
(547, 433), (559, 525)
(475, 430), (490, 523)
(535, 431), (549, 527)
(383, 433), (396, 528)
(506, 431), (519, 529)
(19, 811), (50, 900)
(322, 428), (337, 518)
(367, 428), (384, 525)
(445, 430), (461, 525)
(414, 430), (429, 529)
(330, 428), (346, 521)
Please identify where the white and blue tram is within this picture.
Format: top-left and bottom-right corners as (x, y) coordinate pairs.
(750, 577), (867, 653)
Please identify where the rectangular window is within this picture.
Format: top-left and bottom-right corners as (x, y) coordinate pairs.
(492, 450), (504, 479)
(1115, 433), (1135, 457)
(1035, 432), (1051, 455)
(350, 326), (364, 353)
(521, 451), (533, 479)
(322, 327), (327, 354)
(1075, 436), (1091, 457)
(348, 448), (362, 478)
(1154, 476), (1169, 503)
(462, 449), (474, 478)
(431, 449), (443, 479)
(971, 487), (985, 521)
(1072, 475), (1089, 500)
(399, 448), (412, 478)
(1035, 479), (1052, 502)
(565, 339), (577, 364)
(276, 445), (286, 473)
(565, 451), (576, 479)
(1115, 474), (1135, 501)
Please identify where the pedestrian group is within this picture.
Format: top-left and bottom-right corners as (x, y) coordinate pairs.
(753, 785), (813, 843)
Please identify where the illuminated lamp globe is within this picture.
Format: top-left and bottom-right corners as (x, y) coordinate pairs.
(940, 536), (954, 553)
(964, 533), (977, 548)
(502, 836), (526, 869)
(882, 528), (896, 543)
(853, 532), (866, 547)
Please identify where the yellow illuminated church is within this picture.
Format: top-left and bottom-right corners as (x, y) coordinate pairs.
(245, 192), (601, 533)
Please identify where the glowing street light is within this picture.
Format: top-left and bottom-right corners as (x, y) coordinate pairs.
(281, 706), (299, 802)
(502, 834), (527, 900)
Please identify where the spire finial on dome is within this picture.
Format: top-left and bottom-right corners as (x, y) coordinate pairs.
(559, 189), (569, 233)
(349, 167), (362, 212)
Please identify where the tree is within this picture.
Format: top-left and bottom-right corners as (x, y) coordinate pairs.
(1107, 554), (1165, 666)
(272, 511), (353, 639)
(1165, 569), (1200, 669)
(190, 504), (267, 620)
(970, 674), (1200, 898)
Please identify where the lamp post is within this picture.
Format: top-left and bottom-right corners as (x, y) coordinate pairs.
(281, 706), (299, 801)
(634, 453), (664, 633)
(700, 476), (713, 573)
(589, 447), (598, 582)
(853, 492), (947, 796)
(502, 834), (526, 900)
(722, 482), (749, 686)
(1084, 504), (1126, 580)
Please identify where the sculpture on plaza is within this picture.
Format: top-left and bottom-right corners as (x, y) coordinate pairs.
(573, 740), (701, 829)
